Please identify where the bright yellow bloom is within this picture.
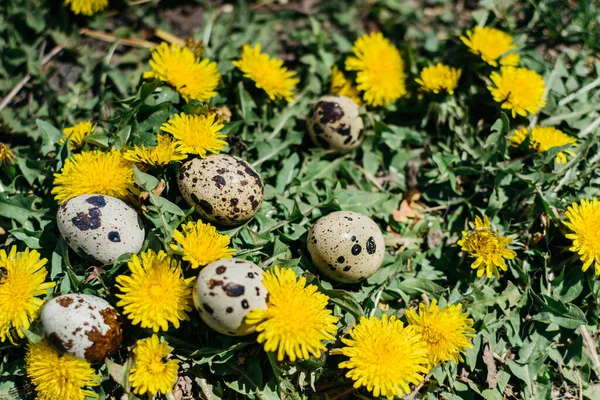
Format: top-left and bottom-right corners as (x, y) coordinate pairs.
(406, 300), (475, 368)
(510, 126), (577, 164)
(416, 63), (462, 95)
(170, 220), (234, 269)
(160, 113), (227, 157)
(124, 134), (187, 167)
(116, 250), (194, 332)
(488, 66), (546, 117)
(64, 0), (108, 15)
(345, 32), (406, 107)
(26, 339), (99, 400)
(233, 44), (299, 102)
(460, 26), (519, 66)
(564, 199), (600, 275)
(144, 42), (220, 103)
(0, 246), (55, 343)
(337, 314), (428, 399)
(457, 216), (517, 279)
(129, 335), (179, 396)
(51, 150), (134, 204)
(59, 121), (96, 149)
(245, 267), (338, 362)
(330, 66), (363, 106)
(0, 143), (14, 165)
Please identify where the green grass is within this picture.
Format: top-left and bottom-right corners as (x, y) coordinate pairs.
(1, 0), (600, 399)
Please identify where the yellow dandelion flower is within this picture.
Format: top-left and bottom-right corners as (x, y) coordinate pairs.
(59, 121), (96, 149)
(116, 250), (194, 332)
(345, 32), (406, 107)
(564, 199), (600, 275)
(337, 314), (428, 399)
(245, 266), (338, 362)
(124, 134), (187, 167)
(233, 44), (299, 102)
(170, 220), (234, 269)
(129, 335), (179, 396)
(460, 26), (519, 67)
(160, 113), (227, 157)
(64, 0), (108, 16)
(51, 150), (134, 204)
(0, 143), (15, 165)
(0, 246), (55, 343)
(330, 66), (363, 106)
(488, 66), (546, 118)
(26, 339), (100, 400)
(415, 63), (462, 95)
(144, 42), (220, 103)
(510, 126), (577, 164)
(457, 216), (517, 279)
(405, 300), (475, 368)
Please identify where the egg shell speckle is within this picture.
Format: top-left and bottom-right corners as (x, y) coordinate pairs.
(307, 95), (364, 152)
(308, 211), (385, 283)
(57, 194), (145, 265)
(178, 155), (264, 226)
(193, 258), (268, 336)
(40, 293), (122, 362)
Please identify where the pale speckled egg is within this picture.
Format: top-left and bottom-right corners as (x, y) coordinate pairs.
(57, 194), (145, 265)
(307, 95), (364, 152)
(40, 293), (122, 362)
(193, 258), (268, 336)
(178, 155), (264, 226)
(307, 211), (385, 283)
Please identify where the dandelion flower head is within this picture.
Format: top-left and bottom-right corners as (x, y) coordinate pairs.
(59, 121), (96, 149)
(51, 149), (134, 204)
(337, 314), (428, 399)
(233, 44), (299, 102)
(160, 113), (227, 157)
(129, 335), (179, 396)
(330, 66), (363, 105)
(0, 246), (55, 343)
(245, 266), (338, 362)
(488, 66), (546, 117)
(457, 215), (516, 279)
(170, 220), (234, 269)
(144, 42), (220, 103)
(26, 339), (99, 400)
(510, 126), (576, 164)
(124, 134), (187, 167)
(461, 26), (519, 66)
(345, 32), (407, 106)
(406, 300), (475, 368)
(64, 0), (108, 16)
(416, 63), (462, 95)
(564, 198), (600, 275)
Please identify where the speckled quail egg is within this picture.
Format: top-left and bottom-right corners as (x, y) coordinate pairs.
(307, 95), (364, 152)
(307, 211), (385, 283)
(40, 293), (122, 362)
(178, 155), (264, 226)
(193, 258), (268, 336)
(57, 194), (145, 265)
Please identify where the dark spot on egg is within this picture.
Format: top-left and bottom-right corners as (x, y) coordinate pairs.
(337, 256), (345, 264)
(351, 235), (356, 242)
(204, 304), (214, 314)
(56, 297), (74, 307)
(71, 207), (102, 231)
(351, 244), (362, 256)
(230, 198), (239, 207)
(216, 266), (227, 274)
(217, 168), (228, 174)
(208, 279), (224, 289)
(85, 195), (106, 207)
(316, 101), (344, 124)
(343, 266), (351, 272)
(223, 283), (245, 297)
(337, 123), (351, 136)
(344, 216), (353, 221)
(312, 121), (324, 135)
(247, 272), (254, 278)
(241, 299), (249, 309)
(366, 237), (377, 254)
(108, 231), (121, 242)
(198, 199), (214, 215)
(255, 287), (261, 296)
(84, 307), (122, 362)
(212, 175), (226, 189)
(226, 307), (234, 313)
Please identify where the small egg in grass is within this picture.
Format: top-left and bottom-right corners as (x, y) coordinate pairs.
(178, 155), (264, 226)
(40, 293), (123, 362)
(307, 95), (365, 152)
(193, 258), (268, 336)
(56, 194), (145, 265)
(307, 211), (385, 283)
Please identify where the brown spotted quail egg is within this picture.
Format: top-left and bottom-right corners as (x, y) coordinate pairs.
(307, 211), (385, 283)
(178, 155), (264, 226)
(40, 293), (122, 362)
(307, 95), (364, 152)
(57, 194), (145, 265)
(193, 258), (268, 336)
